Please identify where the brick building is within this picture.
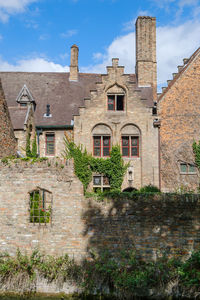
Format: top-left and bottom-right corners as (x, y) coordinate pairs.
(0, 16), (159, 191)
(1, 16), (200, 192)
(158, 48), (200, 192)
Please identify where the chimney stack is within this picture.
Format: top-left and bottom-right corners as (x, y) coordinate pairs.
(135, 16), (157, 100)
(69, 44), (79, 81)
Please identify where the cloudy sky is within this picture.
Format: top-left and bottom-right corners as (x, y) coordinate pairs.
(0, 0), (200, 91)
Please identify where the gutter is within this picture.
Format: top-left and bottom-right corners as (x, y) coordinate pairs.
(36, 125), (73, 130)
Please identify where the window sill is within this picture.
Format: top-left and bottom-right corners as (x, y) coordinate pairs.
(180, 172), (197, 175)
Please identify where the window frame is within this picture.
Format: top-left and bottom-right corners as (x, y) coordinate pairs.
(93, 135), (111, 157)
(121, 135), (139, 158)
(107, 94), (124, 111)
(180, 163), (196, 174)
(45, 132), (55, 156)
(29, 188), (52, 225)
(93, 174), (110, 192)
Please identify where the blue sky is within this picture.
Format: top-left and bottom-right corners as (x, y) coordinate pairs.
(0, 0), (200, 90)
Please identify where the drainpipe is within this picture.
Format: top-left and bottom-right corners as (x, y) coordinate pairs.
(36, 129), (43, 157)
(158, 126), (161, 191)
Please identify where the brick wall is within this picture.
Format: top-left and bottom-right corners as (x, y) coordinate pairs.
(0, 79), (17, 157)
(158, 50), (200, 192)
(0, 160), (200, 260)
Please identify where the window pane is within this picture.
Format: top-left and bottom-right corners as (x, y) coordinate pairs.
(46, 134), (54, 142)
(131, 147), (138, 156)
(46, 143), (54, 155)
(93, 176), (101, 186)
(103, 176), (109, 186)
(103, 136), (109, 146)
(116, 95), (124, 111)
(131, 137), (138, 146)
(180, 163), (187, 173)
(189, 165), (195, 173)
(94, 136), (101, 146)
(108, 95), (115, 110)
(122, 147), (129, 156)
(122, 136), (129, 146)
(103, 147), (110, 156)
(94, 148), (101, 156)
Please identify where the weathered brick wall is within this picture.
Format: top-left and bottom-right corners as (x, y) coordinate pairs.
(0, 79), (17, 157)
(158, 51), (200, 192)
(0, 161), (200, 261)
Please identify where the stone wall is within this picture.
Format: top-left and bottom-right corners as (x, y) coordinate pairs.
(158, 50), (200, 192)
(0, 161), (200, 261)
(0, 79), (17, 158)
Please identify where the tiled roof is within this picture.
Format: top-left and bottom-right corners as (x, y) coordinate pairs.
(8, 107), (27, 130)
(1, 72), (154, 129)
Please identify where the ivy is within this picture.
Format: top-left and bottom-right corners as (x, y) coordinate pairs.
(64, 138), (128, 193)
(193, 140), (200, 169)
(26, 132), (37, 158)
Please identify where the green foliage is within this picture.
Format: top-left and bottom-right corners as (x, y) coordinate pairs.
(26, 132), (38, 158)
(1, 249), (200, 298)
(31, 134), (37, 158)
(139, 184), (160, 193)
(193, 140), (200, 169)
(26, 133), (32, 158)
(64, 138), (128, 193)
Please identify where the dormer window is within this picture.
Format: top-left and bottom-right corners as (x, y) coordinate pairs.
(20, 103), (27, 107)
(108, 94), (124, 111)
(16, 84), (35, 109)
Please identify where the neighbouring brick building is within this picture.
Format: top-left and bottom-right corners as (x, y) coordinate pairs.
(158, 48), (200, 192)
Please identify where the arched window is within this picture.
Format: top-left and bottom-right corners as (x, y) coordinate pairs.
(92, 124), (111, 157)
(121, 125), (140, 157)
(107, 85), (125, 111)
(29, 188), (52, 224)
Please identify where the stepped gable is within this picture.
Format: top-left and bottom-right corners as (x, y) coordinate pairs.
(0, 78), (17, 157)
(158, 47), (200, 102)
(0, 72), (101, 127)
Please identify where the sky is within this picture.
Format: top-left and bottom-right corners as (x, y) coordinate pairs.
(0, 0), (200, 91)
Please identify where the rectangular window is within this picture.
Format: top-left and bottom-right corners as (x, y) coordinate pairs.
(107, 94), (124, 111)
(30, 189), (52, 224)
(46, 133), (55, 155)
(180, 163), (196, 174)
(122, 136), (139, 157)
(93, 175), (110, 192)
(93, 136), (110, 157)
(108, 95), (115, 110)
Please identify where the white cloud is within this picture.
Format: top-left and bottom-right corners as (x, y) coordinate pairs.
(39, 34), (50, 41)
(0, 0), (37, 22)
(0, 57), (69, 72)
(81, 20), (200, 91)
(60, 29), (78, 39)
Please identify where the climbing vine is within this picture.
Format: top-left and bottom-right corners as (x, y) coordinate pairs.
(26, 132), (37, 158)
(193, 140), (200, 169)
(64, 138), (128, 193)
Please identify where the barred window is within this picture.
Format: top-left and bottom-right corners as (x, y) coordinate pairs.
(29, 188), (52, 224)
(46, 133), (55, 155)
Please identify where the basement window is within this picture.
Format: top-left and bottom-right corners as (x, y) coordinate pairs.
(29, 188), (52, 224)
(93, 175), (110, 192)
(108, 94), (124, 111)
(180, 163), (196, 174)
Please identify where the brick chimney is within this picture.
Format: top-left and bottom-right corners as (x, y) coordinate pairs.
(69, 44), (79, 81)
(135, 16), (157, 100)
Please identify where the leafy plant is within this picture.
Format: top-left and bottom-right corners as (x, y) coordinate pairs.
(30, 191), (51, 223)
(64, 138), (128, 193)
